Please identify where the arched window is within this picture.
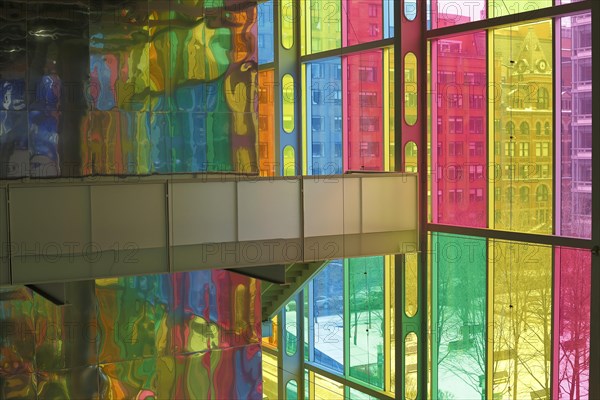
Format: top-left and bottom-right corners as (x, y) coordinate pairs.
(520, 186), (530, 203)
(538, 87), (550, 109)
(506, 121), (515, 136)
(544, 122), (551, 135)
(536, 122), (542, 136)
(536, 184), (549, 202)
(506, 186), (515, 202)
(520, 121), (529, 135)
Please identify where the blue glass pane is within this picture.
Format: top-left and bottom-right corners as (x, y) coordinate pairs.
(385, 0), (395, 38)
(258, 0), (275, 64)
(306, 57), (343, 175)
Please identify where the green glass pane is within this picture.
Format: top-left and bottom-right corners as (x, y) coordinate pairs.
(282, 74), (295, 133)
(286, 380), (298, 400)
(433, 233), (486, 400)
(491, 20), (553, 234)
(285, 300), (298, 356)
(348, 257), (385, 389)
(490, 240), (552, 400)
(404, 52), (418, 126)
(281, 0), (294, 49)
(305, 0), (341, 54)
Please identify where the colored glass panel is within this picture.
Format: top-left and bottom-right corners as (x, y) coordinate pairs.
(559, 12), (592, 239)
(282, 74), (295, 133)
(404, 252), (418, 317)
(281, 0), (294, 49)
(262, 315), (279, 348)
(285, 300), (298, 356)
(306, 58), (343, 175)
(313, 373), (344, 399)
(405, 142), (418, 173)
(491, 21), (553, 234)
(283, 145), (296, 176)
(344, 0), (383, 47)
(556, 247), (591, 399)
(489, 0), (552, 18)
(490, 240), (552, 400)
(404, 0), (417, 21)
(388, 47), (396, 171)
(404, 53), (418, 126)
(384, 0), (395, 38)
(389, 256), (397, 393)
(345, 50), (384, 171)
(405, 332), (418, 400)
(304, 0), (342, 54)
(312, 260), (344, 374)
(286, 379), (298, 399)
(430, 0), (486, 29)
(258, 0), (275, 64)
(258, 69), (276, 176)
(431, 31), (487, 228)
(432, 233), (486, 400)
(348, 257), (385, 389)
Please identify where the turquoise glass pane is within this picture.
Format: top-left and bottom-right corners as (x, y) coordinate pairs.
(433, 233), (486, 399)
(348, 256), (385, 389)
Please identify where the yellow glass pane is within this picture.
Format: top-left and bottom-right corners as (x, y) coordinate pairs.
(262, 352), (279, 400)
(405, 142), (418, 173)
(281, 0), (294, 49)
(489, 0), (552, 18)
(405, 332), (418, 400)
(304, 0), (341, 55)
(282, 74), (295, 133)
(388, 48), (396, 171)
(262, 315), (278, 348)
(314, 373), (344, 399)
(490, 240), (552, 400)
(491, 20), (553, 234)
(283, 146), (296, 176)
(404, 52), (418, 126)
(405, 252), (418, 317)
(389, 256), (396, 393)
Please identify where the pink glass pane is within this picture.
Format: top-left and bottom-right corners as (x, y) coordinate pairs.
(431, 32), (487, 227)
(430, 1), (486, 30)
(555, 247), (591, 399)
(344, 50), (384, 171)
(558, 12), (592, 239)
(343, 0), (383, 46)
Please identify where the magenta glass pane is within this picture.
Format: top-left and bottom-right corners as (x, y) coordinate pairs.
(558, 12), (592, 239)
(555, 247), (591, 399)
(430, 1), (486, 30)
(344, 0), (383, 46)
(344, 50), (384, 171)
(431, 32), (487, 227)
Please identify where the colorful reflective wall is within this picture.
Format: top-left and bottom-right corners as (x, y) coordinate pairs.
(0, 270), (261, 398)
(0, 1), (258, 178)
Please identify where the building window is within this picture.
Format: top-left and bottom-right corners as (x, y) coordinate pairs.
(520, 186), (530, 203)
(448, 141), (464, 156)
(504, 142), (515, 157)
(368, 23), (379, 37)
(506, 121), (515, 136)
(438, 71), (456, 84)
(359, 91), (378, 107)
(447, 165), (463, 180)
(469, 165), (484, 181)
(469, 95), (484, 109)
(359, 66), (377, 82)
(535, 142), (550, 157)
(447, 94), (463, 108)
(368, 4), (378, 17)
(360, 141), (380, 157)
(312, 142), (324, 157)
(536, 184), (549, 202)
(469, 189), (484, 202)
(448, 117), (463, 134)
(334, 116), (342, 131)
(537, 88), (550, 109)
(469, 117), (484, 134)
(312, 116), (323, 131)
(359, 116), (379, 132)
(536, 122), (542, 136)
(312, 89), (322, 104)
(520, 121), (530, 135)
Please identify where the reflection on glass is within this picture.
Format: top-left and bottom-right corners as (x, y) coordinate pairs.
(259, 69), (276, 176)
(282, 74), (295, 133)
(258, 0), (275, 64)
(431, 31), (487, 228)
(405, 142), (418, 173)
(405, 332), (418, 400)
(312, 260), (344, 373)
(314, 373), (344, 399)
(556, 248), (590, 399)
(345, 50), (384, 171)
(433, 233), (486, 400)
(490, 240), (552, 400)
(491, 21), (553, 234)
(345, 0), (383, 47)
(281, 0), (294, 49)
(306, 58), (343, 175)
(559, 13), (592, 239)
(285, 300), (298, 356)
(283, 145), (296, 176)
(404, 252), (418, 317)
(305, 0), (341, 54)
(263, 352), (279, 399)
(404, 53), (418, 126)
(348, 257), (384, 389)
